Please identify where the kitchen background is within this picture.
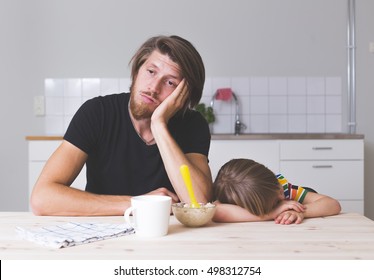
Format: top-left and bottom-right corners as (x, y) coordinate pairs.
(1, 0), (373, 219)
(43, 76), (343, 135)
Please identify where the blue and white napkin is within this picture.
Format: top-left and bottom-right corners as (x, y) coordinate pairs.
(16, 222), (134, 249)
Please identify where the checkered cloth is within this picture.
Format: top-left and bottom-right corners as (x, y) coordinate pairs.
(16, 222), (135, 249)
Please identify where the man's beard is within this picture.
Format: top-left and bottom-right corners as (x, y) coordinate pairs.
(129, 91), (154, 120)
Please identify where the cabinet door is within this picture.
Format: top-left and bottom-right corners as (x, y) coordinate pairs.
(29, 141), (61, 160)
(280, 140), (364, 160)
(279, 160), (363, 199)
(280, 160), (364, 213)
(28, 140), (86, 210)
(209, 140), (279, 179)
(339, 201), (364, 214)
(29, 162), (45, 198)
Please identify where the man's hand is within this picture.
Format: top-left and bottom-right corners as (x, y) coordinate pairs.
(145, 187), (180, 204)
(151, 79), (188, 125)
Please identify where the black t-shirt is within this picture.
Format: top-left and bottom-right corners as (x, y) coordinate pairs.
(64, 92), (211, 196)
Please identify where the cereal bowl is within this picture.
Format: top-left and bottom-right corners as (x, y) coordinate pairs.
(171, 202), (216, 227)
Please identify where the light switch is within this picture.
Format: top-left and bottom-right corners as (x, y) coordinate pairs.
(370, 42), (374, 53)
(34, 95), (45, 116)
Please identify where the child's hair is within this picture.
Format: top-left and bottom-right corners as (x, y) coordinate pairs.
(213, 158), (280, 216)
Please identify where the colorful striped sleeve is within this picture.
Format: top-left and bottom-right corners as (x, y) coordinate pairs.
(277, 174), (309, 203)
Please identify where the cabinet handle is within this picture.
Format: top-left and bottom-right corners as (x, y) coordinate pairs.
(312, 147), (333, 150)
(312, 165), (333, 168)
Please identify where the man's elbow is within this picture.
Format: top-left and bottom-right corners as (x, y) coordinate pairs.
(332, 199), (342, 215)
(29, 186), (50, 216)
(30, 194), (45, 216)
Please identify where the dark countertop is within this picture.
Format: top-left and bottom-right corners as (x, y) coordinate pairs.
(26, 133), (364, 141)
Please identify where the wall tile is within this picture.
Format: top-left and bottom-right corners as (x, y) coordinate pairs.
(288, 96), (307, 114)
(269, 96), (287, 114)
(212, 100), (233, 115)
(45, 97), (64, 115)
(239, 114), (250, 133)
(269, 77), (287, 95)
(307, 77), (325, 95)
(64, 79), (82, 97)
(231, 77), (250, 96)
(210, 114), (232, 134)
(64, 97), (82, 116)
(288, 77), (306, 96)
(326, 96), (342, 114)
(211, 77), (231, 93)
(45, 116), (64, 135)
(203, 77), (213, 98)
(82, 78), (100, 98)
(63, 115), (73, 132)
(288, 115), (307, 133)
(326, 115), (343, 132)
(45, 79), (64, 97)
(269, 115), (288, 132)
(307, 96), (325, 114)
(250, 96), (269, 114)
(100, 78), (120, 95)
(307, 115), (325, 132)
(239, 96), (250, 115)
(119, 78), (131, 93)
(250, 77), (268, 95)
(43, 76), (344, 135)
(326, 77), (342, 96)
(249, 115), (269, 133)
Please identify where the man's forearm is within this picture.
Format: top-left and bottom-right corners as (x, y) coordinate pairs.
(31, 182), (131, 216)
(152, 122), (212, 203)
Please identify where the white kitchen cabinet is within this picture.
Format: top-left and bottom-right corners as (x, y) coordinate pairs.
(28, 137), (364, 214)
(279, 139), (364, 214)
(28, 140), (86, 210)
(210, 138), (364, 214)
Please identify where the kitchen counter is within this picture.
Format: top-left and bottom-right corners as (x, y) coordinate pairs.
(211, 133), (364, 140)
(1, 212), (374, 260)
(26, 133), (364, 141)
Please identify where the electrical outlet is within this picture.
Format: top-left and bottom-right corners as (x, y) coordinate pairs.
(34, 96), (45, 116)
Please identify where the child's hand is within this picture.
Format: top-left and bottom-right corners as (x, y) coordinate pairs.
(270, 200), (306, 218)
(274, 210), (305, 225)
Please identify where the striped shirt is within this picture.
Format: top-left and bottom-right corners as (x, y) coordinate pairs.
(276, 174), (309, 203)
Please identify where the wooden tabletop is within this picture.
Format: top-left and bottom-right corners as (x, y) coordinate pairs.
(1, 212), (374, 260)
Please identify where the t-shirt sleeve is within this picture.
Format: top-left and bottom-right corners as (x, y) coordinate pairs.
(277, 174), (313, 203)
(64, 97), (103, 154)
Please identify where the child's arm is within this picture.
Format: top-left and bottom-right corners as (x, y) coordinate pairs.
(213, 202), (271, 223)
(213, 200), (305, 223)
(274, 192), (341, 225)
(301, 192), (341, 218)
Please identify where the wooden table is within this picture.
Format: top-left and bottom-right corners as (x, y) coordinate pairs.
(1, 212), (374, 260)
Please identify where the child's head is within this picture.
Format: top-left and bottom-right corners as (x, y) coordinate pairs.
(213, 158), (282, 216)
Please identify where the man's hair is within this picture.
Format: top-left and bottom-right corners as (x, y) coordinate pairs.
(213, 158), (280, 216)
(129, 35), (205, 110)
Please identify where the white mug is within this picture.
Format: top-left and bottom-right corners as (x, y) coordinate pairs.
(124, 195), (172, 237)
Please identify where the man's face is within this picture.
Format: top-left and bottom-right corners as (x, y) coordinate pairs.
(130, 50), (182, 120)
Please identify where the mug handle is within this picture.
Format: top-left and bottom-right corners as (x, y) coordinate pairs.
(124, 206), (135, 226)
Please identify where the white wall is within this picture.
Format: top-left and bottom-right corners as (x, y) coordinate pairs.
(1, 0), (373, 219)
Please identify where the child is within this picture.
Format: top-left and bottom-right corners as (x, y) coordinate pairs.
(213, 158), (341, 224)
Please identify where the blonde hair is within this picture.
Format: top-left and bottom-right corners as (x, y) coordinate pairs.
(213, 158), (280, 216)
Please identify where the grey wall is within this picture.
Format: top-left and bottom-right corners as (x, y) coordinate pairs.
(1, 0), (373, 219)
